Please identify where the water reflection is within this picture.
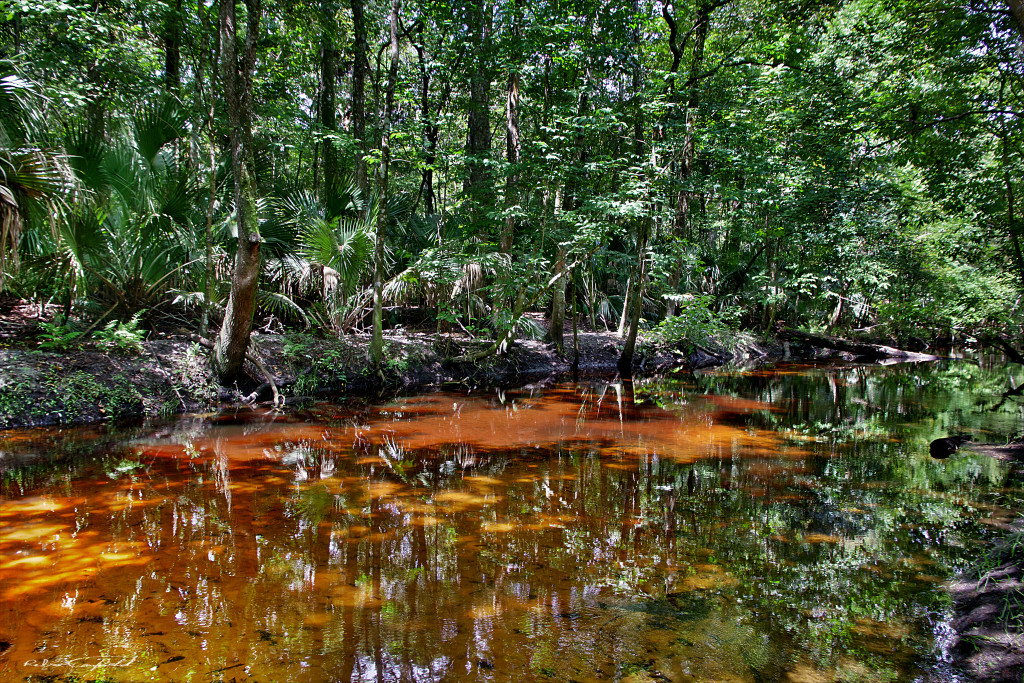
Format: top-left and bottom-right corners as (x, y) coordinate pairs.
(0, 361), (1022, 682)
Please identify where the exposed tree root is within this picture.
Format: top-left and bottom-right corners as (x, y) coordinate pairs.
(189, 333), (282, 407)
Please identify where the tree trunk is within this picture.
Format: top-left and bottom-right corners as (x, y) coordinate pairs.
(619, 3), (649, 375)
(163, 0), (182, 93)
(1003, 166), (1024, 290)
(464, 0), (492, 222)
(502, 69), (520, 252)
(320, 0), (339, 197)
(664, 2), (713, 318)
(195, 0), (215, 336)
(85, 63), (107, 142)
(548, 246), (566, 352)
(1000, 107), (1024, 290)
(618, 274), (632, 337)
(349, 0), (370, 198)
(408, 27), (450, 217)
(410, 36), (435, 215)
(571, 274), (580, 369)
(213, 0), (262, 383)
(202, 102), (217, 338)
(618, 218), (650, 374)
(779, 329), (940, 362)
(501, 0), (522, 252)
(370, 0), (401, 368)
(1008, 0), (1024, 38)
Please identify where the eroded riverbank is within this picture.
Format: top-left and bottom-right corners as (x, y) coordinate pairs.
(0, 327), (832, 430)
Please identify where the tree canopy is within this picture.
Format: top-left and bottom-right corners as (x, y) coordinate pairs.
(1, 0), (1022, 370)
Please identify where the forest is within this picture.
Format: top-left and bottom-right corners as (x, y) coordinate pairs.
(0, 0), (1022, 380)
(6, 4), (1024, 680)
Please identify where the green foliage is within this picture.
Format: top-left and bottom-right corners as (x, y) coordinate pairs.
(36, 319), (83, 351)
(0, 64), (69, 290)
(93, 313), (146, 354)
(654, 295), (739, 348)
(284, 334), (349, 394)
(292, 483), (341, 526)
(0, 0), (1022, 353)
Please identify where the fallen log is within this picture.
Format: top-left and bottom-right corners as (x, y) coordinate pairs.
(778, 329), (941, 362)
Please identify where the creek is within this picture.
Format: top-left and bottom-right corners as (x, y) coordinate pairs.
(1, 359), (1022, 682)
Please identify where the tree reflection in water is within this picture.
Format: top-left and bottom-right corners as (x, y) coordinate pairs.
(0, 360), (1021, 682)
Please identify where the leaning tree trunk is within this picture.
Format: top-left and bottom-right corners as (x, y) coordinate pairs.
(619, 217), (650, 374)
(778, 329), (940, 362)
(213, 0), (262, 383)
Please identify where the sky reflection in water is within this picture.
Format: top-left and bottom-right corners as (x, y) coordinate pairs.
(0, 361), (1022, 682)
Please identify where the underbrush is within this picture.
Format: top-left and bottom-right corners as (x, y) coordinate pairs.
(654, 294), (741, 350)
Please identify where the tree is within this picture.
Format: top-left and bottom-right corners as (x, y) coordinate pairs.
(464, 0), (493, 224)
(0, 67), (67, 290)
(2, 0), (1024, 373)
(349, 0), (370, 198)
(370, 0), (402, 368)
(213, 0), (262, 383)
(618, 0), (651, 374)
(319, 0), (340, 198)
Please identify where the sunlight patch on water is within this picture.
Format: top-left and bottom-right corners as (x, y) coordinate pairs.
(0, 365), (1021, 681)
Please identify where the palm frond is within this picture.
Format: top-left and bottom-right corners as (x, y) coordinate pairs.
(155, 172), (199, 233)
(132, 98), (187, 169)
(385, 191), (415, 228)
(172, 289), (225, 313)
(0, 70), (44, 144)
(259, 208), (299, 258)
(0, 148), (68, 198)
(334, 218), (374, 285)
(65, 124), (108, 194)
(275, 253), (316, 292)
(383, 268), (419, 304)
(278, 189), (326, 228)
(516, 315), (546, 340)
(297, 218), (337, 270)
(323, 174), (363, 218)
(257, 290), (309, 327)
(103, 143), (148, 212)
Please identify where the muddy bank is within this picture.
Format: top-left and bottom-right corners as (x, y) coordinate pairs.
(948, 443), (1024, 682)
(0, 330), (633, 430)
(0, 328), (845, 430)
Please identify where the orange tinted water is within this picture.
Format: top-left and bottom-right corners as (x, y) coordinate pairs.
(0, 368), (1019, 682)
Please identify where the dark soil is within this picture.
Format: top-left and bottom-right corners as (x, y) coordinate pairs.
(0, 309), (851, 430)
(2, 321), (644, 429)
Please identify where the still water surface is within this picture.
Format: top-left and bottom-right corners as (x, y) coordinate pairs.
(1, 361), (1023, 682)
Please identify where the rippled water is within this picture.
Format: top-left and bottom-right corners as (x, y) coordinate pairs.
(1, 360), (1022, 682)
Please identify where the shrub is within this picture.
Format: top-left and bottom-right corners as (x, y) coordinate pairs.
(655, 294), (738, 348)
